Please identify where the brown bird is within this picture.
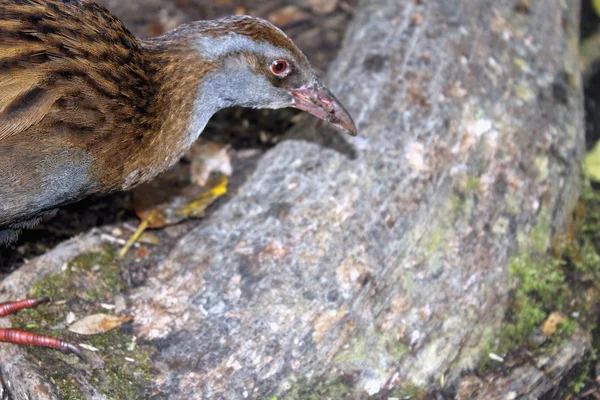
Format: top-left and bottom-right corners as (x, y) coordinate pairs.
(0, 0), (356, 357)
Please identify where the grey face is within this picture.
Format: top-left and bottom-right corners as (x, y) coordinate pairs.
(217, 54), (296, 109)
(190, 17), (357, 135)
(194, 30), (313, 110)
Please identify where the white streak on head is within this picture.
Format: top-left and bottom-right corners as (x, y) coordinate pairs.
(193, 32), (293, 62)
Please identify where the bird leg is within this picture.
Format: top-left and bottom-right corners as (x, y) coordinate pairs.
(0, 297), (83, 360)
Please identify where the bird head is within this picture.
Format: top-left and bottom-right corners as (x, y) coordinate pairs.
(186, 16), (357, 136)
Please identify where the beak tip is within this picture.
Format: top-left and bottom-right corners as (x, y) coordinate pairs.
(336, 113), (358, 136)
(343, 124), (358, 136)
(290, 85), (358, 137)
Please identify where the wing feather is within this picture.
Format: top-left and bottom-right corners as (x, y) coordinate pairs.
(0, 0), (151, 144)
(0, 72), (59, 141)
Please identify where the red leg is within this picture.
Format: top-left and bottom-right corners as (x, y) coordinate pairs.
(0, 297), (50, 316)
(0, 297), (83, 360)
(0, 329), (82, 359)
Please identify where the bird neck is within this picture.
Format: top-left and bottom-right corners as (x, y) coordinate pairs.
(145, 37), (220, 149)
(116, 36), (221, 189)
(116, 31), (266, 189)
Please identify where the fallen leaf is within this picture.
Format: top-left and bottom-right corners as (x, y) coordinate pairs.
(410, 13), (424, 26)
(514, 0), (531, 13)
(188, 140), (232, 187)
(308, 0), (338, 15)
(175, 174), (228, 218)
(268, 5), (311, 27)
(138, 232), (160, 246)
(121, 175), (228, 258)
(594, 0), (600, 16)
(541, 311), (567, 337)
(69, 314), (133, 336)
(135, 244), (152, 260)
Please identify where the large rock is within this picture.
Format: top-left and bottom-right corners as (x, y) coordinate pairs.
(0, 0), (585, 398)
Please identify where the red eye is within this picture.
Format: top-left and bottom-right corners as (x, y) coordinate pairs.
(271, 60), (288, 75)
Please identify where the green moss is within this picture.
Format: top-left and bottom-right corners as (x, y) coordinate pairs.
(51, 377), (85, 400)
(88, 330), (154, 399)
(10, 245), (154, 399)
(333, 337), (367, 365)
(448, 176), (482, 220)
(66, 247), (116, 273)
(282, 377), (355, 400)
(389, 384), (425, 399)
(333, 328), (408, 370)
(478, 180), (600, 395)
(561, 348), (598, 396)
(530, 206), (552, 253)
(425, 229), (445, 255)
(509, 256), (566, 309)
(479, 213), (566, 371)
(465, 176), (481, 193)
(29, 273), (77, 302)
(448, 194), (464, 213)
(513, 57), (529, 71)
(12, 245), (122, 335)
(582, 183), (600, 233)
(503, 196), (522, 215)
(66, 246), (123, 301)
(569, 184), (600, 279)
(27, 245), (121, 302)
(478, 254), (567, 370)
(556, 319), (578, 337)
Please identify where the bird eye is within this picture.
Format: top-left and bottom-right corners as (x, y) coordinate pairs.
(271, 60), (289, 76)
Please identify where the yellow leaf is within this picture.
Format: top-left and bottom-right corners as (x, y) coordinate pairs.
(119, 209), (162, 259)
(176, 174), (228, 217)
(541, 311), (567, 337)
(593, 0), (600, 16)
(120, 174), (228, 258)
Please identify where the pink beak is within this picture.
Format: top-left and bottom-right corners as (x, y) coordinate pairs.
(289, 80), (357, 136)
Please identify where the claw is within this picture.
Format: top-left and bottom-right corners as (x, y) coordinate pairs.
(34, 296), (50, 305)
(64, 342), (85, 361)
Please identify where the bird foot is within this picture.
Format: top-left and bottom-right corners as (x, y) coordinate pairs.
(0, 298), (84, 360)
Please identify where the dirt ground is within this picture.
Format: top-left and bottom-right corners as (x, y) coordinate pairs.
(0, 0), (356, 272)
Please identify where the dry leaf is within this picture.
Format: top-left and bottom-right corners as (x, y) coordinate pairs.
(121, 175), (228, 258)
(541, 312), (567, 337)
(268, 6), (311, 27)
(515, 0), (532, 13)
(188, 140), (232, 187)
(132, 169), (228, 226)
(410, 13), (424, 26)
(138, 232), (160, 245)
(174, 174), (228, 218)
(68, 314), (133, 336)
(308, 0), (338, 15)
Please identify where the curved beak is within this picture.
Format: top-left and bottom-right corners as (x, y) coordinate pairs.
(289, 80), (357, 136)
